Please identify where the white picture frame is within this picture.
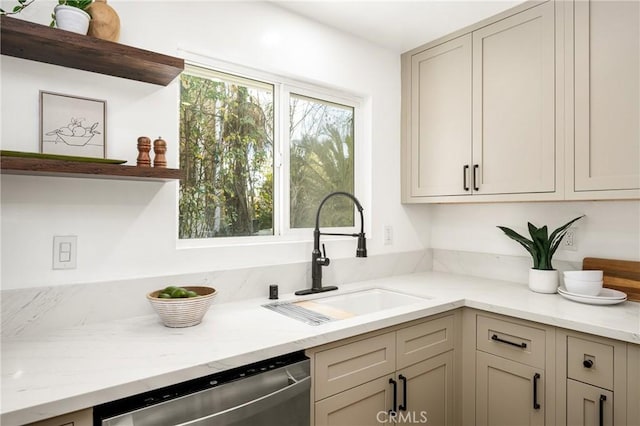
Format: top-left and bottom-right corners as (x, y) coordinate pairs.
(40, 91), (106, 159)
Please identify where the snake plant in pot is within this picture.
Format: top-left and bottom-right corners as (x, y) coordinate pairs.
(498, 215), (584, 293)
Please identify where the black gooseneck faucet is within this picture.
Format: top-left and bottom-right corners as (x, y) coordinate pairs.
(295, 191), (367, 296)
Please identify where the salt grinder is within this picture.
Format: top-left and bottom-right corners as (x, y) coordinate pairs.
(153, 137), (167, 168)
(136, 136), (151, 167)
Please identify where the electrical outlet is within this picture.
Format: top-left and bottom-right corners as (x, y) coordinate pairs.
(383, 225), (393, 245)
(53, 235), (77, 269)
(561, 228), (578, 252)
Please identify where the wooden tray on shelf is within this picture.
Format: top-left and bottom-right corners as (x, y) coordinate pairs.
(1, 151), (183, 182)
(0, 150), (127, 164)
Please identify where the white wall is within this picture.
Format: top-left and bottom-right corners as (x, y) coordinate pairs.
(430, 201), (640, 264)
(0, 1), (429, 290)
(2, 1), (635, 293)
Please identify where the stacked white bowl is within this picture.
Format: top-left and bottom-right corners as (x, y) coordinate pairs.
(563, 270), (604, 296)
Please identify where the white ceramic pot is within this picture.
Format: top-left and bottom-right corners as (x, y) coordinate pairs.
(528, 268), (559, 293)
(54, 5), (91, 35)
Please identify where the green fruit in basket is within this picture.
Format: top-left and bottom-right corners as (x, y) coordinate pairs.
(171, 288), (188, 298)
(164, 285), (178, 294)
(186, 290), (198, 298)
(158, 292), (172, 299)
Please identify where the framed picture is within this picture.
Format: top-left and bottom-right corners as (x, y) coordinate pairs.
(40, 91), (106, 159)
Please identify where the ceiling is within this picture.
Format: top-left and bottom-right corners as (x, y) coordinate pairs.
(271, 0), (525, 52)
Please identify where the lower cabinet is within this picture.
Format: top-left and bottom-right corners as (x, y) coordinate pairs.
(26, 409), (92, 426)
(308, 311), (460, 426)
(566, 380), (613, 426)
(315, 375), (394, 425)
(464, 309), (638, 426)
(402, 351), (454, 425)
(556, 330), (629, 426)
(476, 351), (545, 426)
(471, 311), (552, 426)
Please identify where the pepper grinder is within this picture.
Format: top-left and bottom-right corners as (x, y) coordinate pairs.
(153, 137), (167, 168)
(136, 136), (151, 167)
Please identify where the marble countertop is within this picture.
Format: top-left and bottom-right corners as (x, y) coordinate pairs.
(2, 271), (639, 425)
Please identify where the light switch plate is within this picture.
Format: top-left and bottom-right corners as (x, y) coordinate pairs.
(53, 235), (77, 269)
(383, 225), (393, 245)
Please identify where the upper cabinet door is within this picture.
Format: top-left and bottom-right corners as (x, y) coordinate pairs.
(409, 34), (472, 197)
(571, 0), (640, 195)
(472, 2), (556, 195)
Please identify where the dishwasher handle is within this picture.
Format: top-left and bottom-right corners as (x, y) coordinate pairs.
(176, 374), (311, 426)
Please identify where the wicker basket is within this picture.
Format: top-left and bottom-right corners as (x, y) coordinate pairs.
(147, 286), (217, 328)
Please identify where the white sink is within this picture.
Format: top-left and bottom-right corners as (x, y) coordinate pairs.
(264, 288), (431, 325)
(296, 288), (430, 317)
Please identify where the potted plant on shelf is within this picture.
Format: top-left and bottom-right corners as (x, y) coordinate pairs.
(498, 215), (584, 293)
(51, 0), (93, 35)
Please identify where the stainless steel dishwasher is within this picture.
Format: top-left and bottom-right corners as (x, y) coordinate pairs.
(93, 351), (310, 426)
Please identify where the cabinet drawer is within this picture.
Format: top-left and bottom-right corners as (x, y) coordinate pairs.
(567, 336), (614, 390)
(396, 314), (455, 369)
(477, 315), (546, 368)
(314, 332), (396, 400)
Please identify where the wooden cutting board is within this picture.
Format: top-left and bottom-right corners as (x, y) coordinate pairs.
(583, 257), (640, 302)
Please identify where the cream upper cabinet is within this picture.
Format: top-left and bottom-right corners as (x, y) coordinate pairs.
(565, 0), (640, 199)
(402, 1), (561, 203)
(472, 1), (556, 196)
(402, 0), (640, 203)
(408, 34), (472, 198)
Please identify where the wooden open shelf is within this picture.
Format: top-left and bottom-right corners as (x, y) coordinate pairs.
(0, 15), (184, 86)
(0, 156), (183, 182)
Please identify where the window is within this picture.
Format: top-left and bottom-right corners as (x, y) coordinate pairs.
(289, 94), (355, 229)
(179, 64), (358, 240)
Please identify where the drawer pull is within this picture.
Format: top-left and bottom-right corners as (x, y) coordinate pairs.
(491, 334), (527, 349)
(583, 359), (594, 368)
(389, 378), (397, 414)
(533, 373), (541, 410)
(399, 374), (407, 411)
(599, 394), (606, 426)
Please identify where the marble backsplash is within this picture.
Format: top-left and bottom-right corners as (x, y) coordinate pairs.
(2, 248), (584, 339)
(432, 248), (582, 283)
(1, 249), (433, 338)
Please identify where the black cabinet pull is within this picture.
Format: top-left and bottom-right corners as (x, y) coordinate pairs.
(473, 164), (479, 191)
(491, 334), (527, 349)
(389, 378), (397, 414)
(463, 165), (470, 191)
(599, 394), (606, 426)
(583, 359), (594, 368)
(399, 374), (407, 411)
(533, 373), (541, 410)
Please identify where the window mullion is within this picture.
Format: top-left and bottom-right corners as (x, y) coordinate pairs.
(280, 84), (293, 236)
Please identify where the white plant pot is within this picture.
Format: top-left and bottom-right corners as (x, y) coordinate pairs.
(54, 5), (91, 35)
(528, 269), (559, 293)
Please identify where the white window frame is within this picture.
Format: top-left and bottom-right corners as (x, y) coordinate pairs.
(282, 86), (363, 239)
(176, 53), (368, 248)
